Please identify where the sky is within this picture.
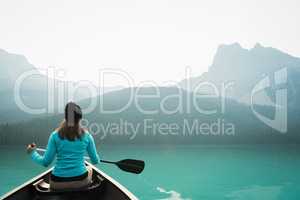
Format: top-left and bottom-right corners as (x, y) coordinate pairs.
(0, 0), (299, 86)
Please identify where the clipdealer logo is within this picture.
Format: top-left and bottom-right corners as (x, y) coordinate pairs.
(251, 68), (288, 133)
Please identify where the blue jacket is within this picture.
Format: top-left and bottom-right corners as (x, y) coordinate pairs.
(31, 131), (100, 177)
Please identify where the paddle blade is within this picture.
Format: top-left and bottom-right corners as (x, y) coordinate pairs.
(116, 159), (145, 174)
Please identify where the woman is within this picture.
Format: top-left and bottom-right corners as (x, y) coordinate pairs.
(26, 102), (100, 190)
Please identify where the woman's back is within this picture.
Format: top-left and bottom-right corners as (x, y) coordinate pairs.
(30, 131), (100, 177)
(54, 131), (88, 177)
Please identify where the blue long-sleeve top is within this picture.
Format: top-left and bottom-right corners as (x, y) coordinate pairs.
(31, 131), (100, 177)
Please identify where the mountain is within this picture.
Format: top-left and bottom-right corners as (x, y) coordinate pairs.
(0, 49), (41, 91)
(1, 44), (300, 145)
(0, 49), (121, 123)
(179, 43), (300, 107)
(1, 86), (298, 145)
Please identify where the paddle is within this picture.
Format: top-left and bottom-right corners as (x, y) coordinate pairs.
(36, 148), (145, 174)
(101, 159), (145, 174)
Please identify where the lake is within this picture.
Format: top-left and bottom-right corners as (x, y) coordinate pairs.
(0, 145), (300, 200)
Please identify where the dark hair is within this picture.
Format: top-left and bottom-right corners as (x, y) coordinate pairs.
(56, 102), (84, 140)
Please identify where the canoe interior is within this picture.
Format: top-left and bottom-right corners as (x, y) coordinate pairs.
(2, 164), (134, 200)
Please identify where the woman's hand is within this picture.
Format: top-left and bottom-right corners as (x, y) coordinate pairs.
(26, 143), (36, 154)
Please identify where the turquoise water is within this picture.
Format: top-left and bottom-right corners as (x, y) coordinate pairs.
(0, 145), (300, 200)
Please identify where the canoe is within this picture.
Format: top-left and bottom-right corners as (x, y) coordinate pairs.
(0, 161), (138, 200)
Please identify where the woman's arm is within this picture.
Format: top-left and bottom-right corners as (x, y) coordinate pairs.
(87, 133), (100, 164)
(30, 132), (57, 167)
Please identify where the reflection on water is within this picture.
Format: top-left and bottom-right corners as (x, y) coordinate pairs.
(156, 187), (191, 200)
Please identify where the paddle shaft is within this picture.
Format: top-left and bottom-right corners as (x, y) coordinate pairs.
(36, 148), (144, 174)
(37, 149), (119, 165)
(100, 160), (116, 164)
(36, 148), (90, 160)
